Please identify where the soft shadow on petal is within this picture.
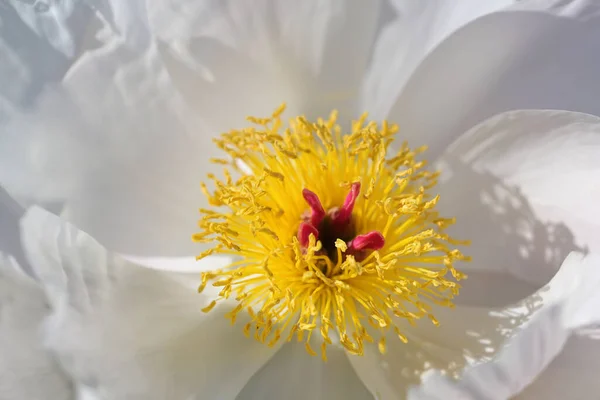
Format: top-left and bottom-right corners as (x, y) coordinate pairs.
(389, 3), (600, 160)
(348, 287), (546, 400)
(362, 0), (513, 120)
(407, 252), (600, 400)
(152, 0), (382, 130)
(435, 110), (599, 304)
(20, 206), (280, 400)
(238, 340), (373, 400)
(514, 334), (600, 399)
(0, 252), (73, 400)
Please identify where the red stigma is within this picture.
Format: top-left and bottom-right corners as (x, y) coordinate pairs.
(298, 183), (384, 263)
(298, 222), (319, 247)
(302, 188), (326, 227)
(330, 182), (360, 230)
(348, 231), (385, 251)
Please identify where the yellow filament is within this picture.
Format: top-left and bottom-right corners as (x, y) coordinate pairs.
(193, 104), (469, 358)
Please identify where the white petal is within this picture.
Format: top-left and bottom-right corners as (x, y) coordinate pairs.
(407, 252), (600, 400)
(88, 0), (152, 48)
(0, 185), (28, 268)
(350, 251), (600, 399)
(514, 334), (600, 399)
(388, 1), (600, 160)
(0, 0), (111, 122)
(120, 254), (234, 273)
(447, 269), (537, 308)
(348, 304), (534, 399)
(0, 252), (73, 400)
(7, 0), (98, 57)
(238, 341), (373, 400)
(362, 0), (513, 121)
(1, 1), (383, 258)
(510, 0), (600, 17)
(1, 40), (220, 257)
(150, 0), (382, 131)
(436, 110), (600, 298)
(0, 1), (97, 116)
(20, 206), (280, 400)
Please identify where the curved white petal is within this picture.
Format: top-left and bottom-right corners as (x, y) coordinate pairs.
(1, 1), (385, 258)
(510, 0), (600, 17)
(120, 254), (234, 273)
(350, 251), (600, 399)
(0, 252), (73, 400)
(238, 341), (373, 400)
(7, 0), (99, 57)
(149, 0), (382, 131)
(0, 0), (102, 120)
(435, 110), (600, 300)
(388, 1), (600, 160)
(362, 0), (513, 121)
(1, 39), (222, 257)
(87, 0), (153, 48)
(20, 206), (280, 400)
(348, 300), (541, 399)
(407, 252), (600, 400)
(514, 333), (600, 399)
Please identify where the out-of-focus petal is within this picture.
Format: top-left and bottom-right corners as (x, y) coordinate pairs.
(237, 341), (373, 400)
(435, 110), (600, 304)
(0, 0), (103, 119)
(21, 206), (280, 400)
(388, 1), (600, 160)
(514, 332), (600, 399)
(407, 252), (600, 400)
(0, 252), (73, 400)
(149, 0), (382, 130)
(362, 0), (513, 121)
(7, 0), (98, 57)
(86, 0), (153, 49)
(0, 185), (28, 270)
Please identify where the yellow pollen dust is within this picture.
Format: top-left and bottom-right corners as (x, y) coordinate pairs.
(193, 104), (469, 360)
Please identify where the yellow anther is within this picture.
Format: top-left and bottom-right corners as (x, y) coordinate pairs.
(201, 300), (217, 313)
(335, 239), (348, 252)
(378, 337), (387, 355)
(193, 104), (468, 358)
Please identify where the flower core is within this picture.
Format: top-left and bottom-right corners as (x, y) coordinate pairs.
(194, 104), (468, 359)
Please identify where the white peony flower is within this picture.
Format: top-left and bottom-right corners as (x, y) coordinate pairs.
(1, 1), (600, 400)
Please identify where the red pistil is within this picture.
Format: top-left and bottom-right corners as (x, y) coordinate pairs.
(298, 222), (319, 247)
(298, 183), (384, 262)
(330, 182), (361, 230)
(348, 231), (385, 252)
(302, 188), (326, 227)
(346, 231), (385, 262)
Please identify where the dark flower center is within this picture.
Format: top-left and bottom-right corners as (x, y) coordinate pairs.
(297, 183), (384, 262)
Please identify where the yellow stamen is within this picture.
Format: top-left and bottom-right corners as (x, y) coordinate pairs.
(193, 104), (468, 358)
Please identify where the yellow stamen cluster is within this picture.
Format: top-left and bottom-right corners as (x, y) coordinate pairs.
(193, 104), (469, 360)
